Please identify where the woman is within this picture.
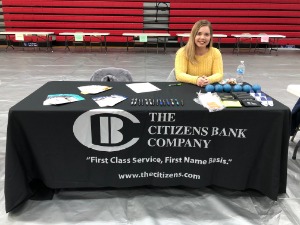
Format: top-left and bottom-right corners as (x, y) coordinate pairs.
(175, 20), (223, 87)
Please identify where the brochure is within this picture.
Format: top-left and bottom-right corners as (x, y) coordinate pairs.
(78, 85), (112, 94)
(92, 94), (127, 107)
(43, 94), (85, 105)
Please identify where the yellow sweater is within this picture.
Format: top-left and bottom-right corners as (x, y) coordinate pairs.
(175, 47), (223, 85)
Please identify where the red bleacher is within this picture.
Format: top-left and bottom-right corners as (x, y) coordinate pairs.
(1, 0), (300, 46)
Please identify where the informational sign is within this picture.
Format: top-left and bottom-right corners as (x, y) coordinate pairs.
(261, 35), (269, 43)
(15, 33), (24, 41)
(75, 34), (84, 41)
(139, 34), (148, 42)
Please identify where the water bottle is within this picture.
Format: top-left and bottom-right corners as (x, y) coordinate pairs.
(236, 61), (245, 85)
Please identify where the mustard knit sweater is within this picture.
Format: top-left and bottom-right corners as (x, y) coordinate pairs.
(175, 47), (223, 85)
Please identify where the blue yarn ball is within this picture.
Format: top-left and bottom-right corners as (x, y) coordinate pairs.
(233, 84), (243, 92)
(223, 84), (232, 93)
(242, 84), (252, 93)
(205, 84), (215, 92)
(214, 84), (223, 93)
(252, 84), (261, 92)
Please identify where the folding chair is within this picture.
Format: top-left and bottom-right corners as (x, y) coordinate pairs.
(166, 68), (177, 81)
(254, 33), (269, 54)
(89, 35), (103, 51)
(90, 67), (133, 82)
(233, 33), (252, 55)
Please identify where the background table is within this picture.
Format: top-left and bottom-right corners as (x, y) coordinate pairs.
(231, 34), (286, 55)
(5, 81), (290, 212)
(0, 31), (54, 51)
(58, 32), (110, 52)
(122, 33), (170, 53)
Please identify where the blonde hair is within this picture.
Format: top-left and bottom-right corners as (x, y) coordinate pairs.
(184, 20), (213, 64)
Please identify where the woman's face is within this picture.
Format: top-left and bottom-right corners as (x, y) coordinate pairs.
(194, 26), (211, 48)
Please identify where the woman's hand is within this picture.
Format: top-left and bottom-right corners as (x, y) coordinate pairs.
(197, 76), (210, 87)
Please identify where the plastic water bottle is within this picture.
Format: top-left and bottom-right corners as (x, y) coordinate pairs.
(236, 61), (245, 85)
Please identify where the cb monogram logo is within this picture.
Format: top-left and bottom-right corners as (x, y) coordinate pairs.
(73, 109), (140, 152)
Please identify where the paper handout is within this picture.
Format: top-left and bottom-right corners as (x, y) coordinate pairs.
(92, 94), (127, 107)
(78, 85), (112, 94)
(43, 94), (85, 105)
(126, 83), (161, 93)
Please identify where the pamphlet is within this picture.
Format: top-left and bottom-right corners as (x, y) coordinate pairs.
(43, 94), (85, 105)
(78, 85), (112, 94)
(92, 94), (127, 107)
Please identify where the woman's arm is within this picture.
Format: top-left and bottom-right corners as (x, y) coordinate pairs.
(175, 48), (199, 85)
(206, 48), (224, 83)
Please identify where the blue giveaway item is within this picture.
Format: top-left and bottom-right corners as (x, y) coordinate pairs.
(242, 84), (252, 93)
(233, 84), (243, 92)
(223, 84), (232, 93)
(205, 84), (215, 92)
(214, 84), (223, 92)
(252, 84), (262, 92)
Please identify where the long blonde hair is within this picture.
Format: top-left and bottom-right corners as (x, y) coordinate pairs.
(185, 20), (213, 64)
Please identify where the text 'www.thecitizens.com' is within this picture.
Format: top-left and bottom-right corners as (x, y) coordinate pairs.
(118, 171), (200, 180)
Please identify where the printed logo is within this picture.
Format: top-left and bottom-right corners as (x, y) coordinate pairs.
(73, 109), (140, 152)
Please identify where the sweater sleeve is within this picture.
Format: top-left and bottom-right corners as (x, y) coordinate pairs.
(206, 48), (223, 84)
(175, 48), (199, 85)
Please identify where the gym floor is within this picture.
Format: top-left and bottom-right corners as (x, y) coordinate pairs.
(0, 45), (299, 225)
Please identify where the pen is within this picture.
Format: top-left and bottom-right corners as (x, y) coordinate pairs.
(170, 99), (175, 106)
(166, 99), (170, 106)
(159, 99), (163, 106)
(169, 83), (182, 87)
(175, 99), (180, 106)
(181, 100), (184, 106)
(131, 98), (134, 105)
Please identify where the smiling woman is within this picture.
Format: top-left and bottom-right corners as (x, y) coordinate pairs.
(175, 20), (223, 87)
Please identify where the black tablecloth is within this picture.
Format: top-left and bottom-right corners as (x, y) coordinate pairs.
(5, 81), (291, 212)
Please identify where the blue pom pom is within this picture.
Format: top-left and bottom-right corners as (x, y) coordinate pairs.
(205, 84), (215, 92)
(223, 84), (232, 93)
(233, 84), (242, 92)
(214, 84), (223, 93)
(252, 84), (261, 92)
(242, 84), (252, 93)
